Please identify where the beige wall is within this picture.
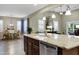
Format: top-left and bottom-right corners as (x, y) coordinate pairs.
(28, 4), (79, 34)
(0, 16), (21, 31)
(29, 12), (62, 33)
(29, 12), (47, 33)
(44, 9), (79, 34)
(63, 9), (79, 21)
(28, 4), (61, 33)
(62, 9), (79, 34)
(45, 12), (62, 33)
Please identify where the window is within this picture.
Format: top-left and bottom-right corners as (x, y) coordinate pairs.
(53, 21), (58, 31)
(17, 21), (21, 32)
(0, 20), (3, 32)
(17, 20), (27, 33)
(76, 25), (79, 28)
(24, 20), (27, 33)
(38, 20), (45, 32)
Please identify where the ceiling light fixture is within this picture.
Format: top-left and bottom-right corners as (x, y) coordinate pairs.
(52, 13), (56, 18)
(59, 5), (63, 15)
(60, 12), (63, 15)
(65, 5), (71, 15)
(43, 16), (46, 20)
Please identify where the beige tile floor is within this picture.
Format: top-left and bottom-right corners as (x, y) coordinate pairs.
(0, 38), (25, 55)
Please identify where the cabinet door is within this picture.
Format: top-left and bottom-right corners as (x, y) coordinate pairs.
(27, 38), (33, 55)
(32, 44), (39, 55)
(24, 36), (40, 55)
(27, 42), (33, 55)
(24, 36), (28, 54)
(32, 39), (39, 55)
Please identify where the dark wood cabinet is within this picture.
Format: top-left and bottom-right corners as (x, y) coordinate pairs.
(24, 35), (79, 55)
(24, 36), (39, 55)
(24, 36), (28, 54)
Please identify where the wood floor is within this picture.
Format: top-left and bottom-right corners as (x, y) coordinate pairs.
(0, 37), (25, 55)
(0, 36), (57, 55)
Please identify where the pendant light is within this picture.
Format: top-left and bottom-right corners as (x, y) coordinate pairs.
(52, 13), (56, 18)
(60, 12), (63, 15)
(43, 16), (46, 20)
(65, 5), (71, 15)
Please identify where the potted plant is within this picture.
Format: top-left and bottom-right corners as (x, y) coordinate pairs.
(27, 27), (32, 34)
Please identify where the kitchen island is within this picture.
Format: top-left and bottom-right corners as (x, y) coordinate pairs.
(24, 33), (79, 55)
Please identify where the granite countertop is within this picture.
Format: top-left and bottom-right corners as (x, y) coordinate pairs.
(24, 33), (79, 50)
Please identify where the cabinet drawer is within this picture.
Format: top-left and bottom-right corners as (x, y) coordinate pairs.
(32, 44), (39, 55)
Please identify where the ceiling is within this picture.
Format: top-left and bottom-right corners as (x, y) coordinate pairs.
(0, 4), (47, 18)
(50, 4), (79, 13)
(1, 4), (79, 18)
